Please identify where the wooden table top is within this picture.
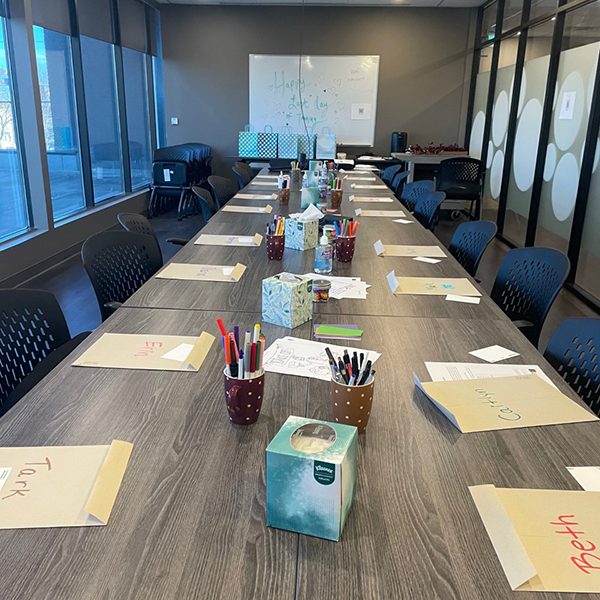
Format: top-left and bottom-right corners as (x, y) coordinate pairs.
(2, 168), (597, 599)
(125, 177), (505, 320)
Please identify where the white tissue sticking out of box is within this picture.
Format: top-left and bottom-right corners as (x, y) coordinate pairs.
(289, 204), (324, 222)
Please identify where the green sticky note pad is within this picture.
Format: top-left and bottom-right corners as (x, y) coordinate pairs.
(315, 325), (364, 338)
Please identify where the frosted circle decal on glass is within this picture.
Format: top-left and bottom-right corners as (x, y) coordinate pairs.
(544, 143), (557, 182)
(551, 153), (579, 222)
(490, 150), (504, 200)
(469, 111), (486, 159)
(553, 71), (585, 151)
(513, 99), (542, 191)
(492, 91), (509, 146)
(487, 141), (494, 169)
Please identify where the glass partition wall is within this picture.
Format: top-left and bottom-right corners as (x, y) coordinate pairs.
(467, 0), (600, 309)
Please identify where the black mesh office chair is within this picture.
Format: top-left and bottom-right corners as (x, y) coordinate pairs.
(437, 157), (484, 220)
(544, 318), (600, 413)
(191, 186), (218, 224)
(0, 289), (90, 415)
(448, 220), (497, 277)
(117, 213), (190, 259)
(491, 247), (570, 347)
(413, 191), (445, 231)
(81, 231), (163, 321)
(208, 176), (238, 209)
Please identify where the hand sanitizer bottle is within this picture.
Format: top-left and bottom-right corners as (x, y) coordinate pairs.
(314, 234), (333, 274)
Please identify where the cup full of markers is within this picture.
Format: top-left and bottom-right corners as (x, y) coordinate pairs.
(266, 216), (285, 260)
(334, 219), (360, 263)
(325, 346), (375, 433)
(217, 317), (266, 425)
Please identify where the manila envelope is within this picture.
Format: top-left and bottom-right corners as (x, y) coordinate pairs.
(470, 485), (600, 593)
(72, 332), (215, 371)
(386, 271), (481, 296)
(348, 195), (395, 203)
(222, 204), (273, 214)
(194, 233), (263, 247)
(355, 209), (406, 218)
(156, 263), (246, 282)
(375, 241), (446, 257)
(235, 193), (276, 200)
(0, 440), (132, 529)
(413, 373), (598, 432)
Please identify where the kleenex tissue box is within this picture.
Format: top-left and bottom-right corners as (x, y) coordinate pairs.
(262, 273), (312, 329)
(266, 416), (358, 541)
(284, 218), (319, 251)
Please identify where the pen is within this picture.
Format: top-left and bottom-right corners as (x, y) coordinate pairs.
(250, 342), (257, 375)
(233, 326), (239, 350)
(253, 323), (260, 343)
(358, 361), (372, 385)
(337, 358), (349, 384)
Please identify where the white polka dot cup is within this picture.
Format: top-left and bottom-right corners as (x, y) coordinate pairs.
(224, 368), (264, 425)
(330, 376), (374, 433)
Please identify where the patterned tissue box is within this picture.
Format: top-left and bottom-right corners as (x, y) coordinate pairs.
(262, 273), (313, 329)
(284, 218), (319, 251)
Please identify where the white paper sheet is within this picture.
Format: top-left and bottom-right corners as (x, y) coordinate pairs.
(394, 219), (414, 224)
(289, 203), (324, 222)
(445, 294), (481, 304)
(348, 195), (394, 203)
(469, 345), (520, 363)
(235, 193), (276, 200)
(424, 361), (557, 388)
(567, 466), (600, 491)
(413, 256), (441, 264)
(161, 343), (194, 362)
(303, 273), (370, 299)
(351, 184), (387, 189)
(263, 336), (381, 381)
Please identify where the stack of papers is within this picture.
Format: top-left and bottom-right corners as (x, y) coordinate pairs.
(386, 273), (481, 297)
(349, 195), (394, 203)
(194, 233), (263, 247)
(156, 263), (246, 282)
(355, 208), (406, 218)
(303, 273), (370, 299)
(374, 241), (446, 258)
(314, 324), (364, 340)
(235, 193), (276, 200)
(263, 337), (381, 381)
(351, 184), (387, 190)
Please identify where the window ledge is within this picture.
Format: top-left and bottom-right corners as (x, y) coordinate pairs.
(0, 188), (149, 251)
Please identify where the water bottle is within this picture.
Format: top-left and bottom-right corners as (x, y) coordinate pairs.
(314, 234), (333, 274)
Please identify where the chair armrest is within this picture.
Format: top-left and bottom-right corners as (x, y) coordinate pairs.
(166, 237), (190, 246)
(104, 301), (122, 313)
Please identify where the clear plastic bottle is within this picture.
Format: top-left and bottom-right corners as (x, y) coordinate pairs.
(314, 234), (333, 274)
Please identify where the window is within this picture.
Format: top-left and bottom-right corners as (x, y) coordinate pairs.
(80, 35), (124, 202)
(33, 26), (85, 220)
(123, 48), (152, 189)
(0, 17), (28, 241)
(481, 3), (497, 43)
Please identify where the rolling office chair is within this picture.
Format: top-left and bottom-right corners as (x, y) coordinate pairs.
(207, 176), (238, 209)
(390, 170), (409, 195)
(413, 191), (445, 231)
(232, 162), (254, 189)
(448, 220), (497, 277)
(0, 289), (90, 416)
(81, 231), (163, 321)
(117, 213), (190, 262)
(543, 318), (600, 414)
(436, 157), (484, 220)
(381, 164), (404, 187)
(490, 247), (570, 348)
(191, 186), (218, 224)
(398, 180), (435, 212)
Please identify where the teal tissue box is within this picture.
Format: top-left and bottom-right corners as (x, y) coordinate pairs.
(266, 416), (358, 541)
(284, 217), (319, 250)
(262, 273), (313, 329)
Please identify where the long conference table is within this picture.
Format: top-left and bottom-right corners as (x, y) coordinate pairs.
(1, 169), (599, 599)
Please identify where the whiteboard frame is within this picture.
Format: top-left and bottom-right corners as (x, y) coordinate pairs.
(249, 54), (380, 146)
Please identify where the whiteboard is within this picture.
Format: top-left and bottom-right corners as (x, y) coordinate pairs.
(249, 55), (380, 146)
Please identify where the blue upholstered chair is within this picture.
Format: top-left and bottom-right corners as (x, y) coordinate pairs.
(544, 318), (600, 413)
(448, 220), (497, 277)
(491, 247), (570, 347)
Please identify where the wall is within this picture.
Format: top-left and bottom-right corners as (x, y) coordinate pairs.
(160, 5), (477, 175)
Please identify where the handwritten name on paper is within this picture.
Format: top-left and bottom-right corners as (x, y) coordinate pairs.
(134, 340), (164, 357)
(1, 457), (52, 500)
(550, 514), (600, 574)
(475, 388), (522, 421)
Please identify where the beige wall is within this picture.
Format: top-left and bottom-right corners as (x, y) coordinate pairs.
(160, 5), (477, 175)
